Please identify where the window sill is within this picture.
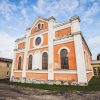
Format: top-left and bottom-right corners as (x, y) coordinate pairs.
(54, 70), (77, 74)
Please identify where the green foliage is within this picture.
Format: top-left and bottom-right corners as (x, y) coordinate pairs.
(0, 76), (100, 92)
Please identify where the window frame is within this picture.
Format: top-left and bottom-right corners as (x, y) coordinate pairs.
(28, 55), (33, 70)
(42, 52), (48, 70)
(60, 49), (69, 69)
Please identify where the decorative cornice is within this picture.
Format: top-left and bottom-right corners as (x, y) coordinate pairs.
(30, 29), (48, 37)
(70, 15), (80, 22)
(54, 34), (73, 41)
(15, 36), (26, 42)
(44, 16), (56, 21)
(53, 20), (71, 28)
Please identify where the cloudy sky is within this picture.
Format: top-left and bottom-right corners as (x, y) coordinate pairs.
(0, 0), (100, 59)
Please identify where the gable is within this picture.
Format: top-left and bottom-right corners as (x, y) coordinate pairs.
(31, 18), (48, 35)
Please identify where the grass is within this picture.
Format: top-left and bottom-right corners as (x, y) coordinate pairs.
(0, 76), (100, 92)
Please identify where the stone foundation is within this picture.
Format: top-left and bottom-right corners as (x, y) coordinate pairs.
(10, 77), (88, 86)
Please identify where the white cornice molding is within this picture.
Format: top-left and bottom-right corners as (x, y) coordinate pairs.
(54, 70), (77, 74)
(54, 23), (71, 32)
(26, 70), (48, 73)
(29, 45), (48, 51)
(54, 37), (73, 46)
(30, 29), (48, 38)
(53, 20), (71, 29)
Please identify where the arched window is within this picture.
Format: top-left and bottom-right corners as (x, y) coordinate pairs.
(28, 55), (33, 70)
(18, 56), (22, 70)
(38, 24), (41, 30)
(97, 54), (100, 60)
(42, 52), (48, 69)
(60, 49), (69, 69)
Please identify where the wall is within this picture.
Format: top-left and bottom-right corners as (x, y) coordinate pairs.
(54, 41), (77, 70)
(0, 61), (12, 79)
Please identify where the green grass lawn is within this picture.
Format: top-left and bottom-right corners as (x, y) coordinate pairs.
(0, 76), (100, 92)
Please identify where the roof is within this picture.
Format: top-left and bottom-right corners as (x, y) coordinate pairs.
(0, 57), (13, 63)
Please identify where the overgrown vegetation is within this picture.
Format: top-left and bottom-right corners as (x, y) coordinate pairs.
(0, 77), (100, 92)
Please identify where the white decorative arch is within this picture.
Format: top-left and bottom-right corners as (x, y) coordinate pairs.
(41, 50), (48, 55)
(58, 47), (70, 54)
(33, 34), (43, 48)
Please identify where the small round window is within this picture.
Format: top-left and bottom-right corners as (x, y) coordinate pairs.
(35, 37), (41, 46)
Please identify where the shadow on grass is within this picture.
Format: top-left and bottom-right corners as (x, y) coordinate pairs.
(0, 77), (100, 92)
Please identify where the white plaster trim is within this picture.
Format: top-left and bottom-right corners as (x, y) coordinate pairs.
(58, 47), (70, 54)
(10, 52), (16, 78)
(14, 70), (23, 73)
(74, 34), (87, 83)
(15, 49), (25, 53)
(54, 23), (71, 32)
(54, 37), (73, 46)
(86, 70), (93, 73)
(48, 19), (55, 80)
(29, 45), (48, 51)
(26, 70), (48, 73)
(22, 32), (30, 78)
(33, 50), (42, 70)
(30, 30), (48, 38)
(53, 20), (71, 28)
(71, 19), (80, 33)
(54, 70), (77, 74)
(41, 51), (48, 55)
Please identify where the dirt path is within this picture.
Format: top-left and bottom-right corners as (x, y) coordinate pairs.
(0, 84), (100, 100)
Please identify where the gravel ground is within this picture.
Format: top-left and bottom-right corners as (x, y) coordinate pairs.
(0, 84), (100, 100)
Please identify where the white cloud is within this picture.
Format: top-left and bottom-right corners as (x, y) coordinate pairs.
(0, 32), (16, 59)
(0, 0), (17, 21)
(87, 36), (100, 59)
(87, 36), (100, 49)
(33, 0), (79, 17)
(82, 2), (100, 24)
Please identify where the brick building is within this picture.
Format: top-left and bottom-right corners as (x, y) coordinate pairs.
(10, 16), (93, 85)
(0, 58), (12, 79)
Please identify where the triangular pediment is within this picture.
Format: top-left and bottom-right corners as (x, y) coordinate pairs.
(30, 17), (48, 34)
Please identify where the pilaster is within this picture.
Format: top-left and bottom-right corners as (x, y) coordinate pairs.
(48, 18), (55, 80)
(22, 30), (30, 80)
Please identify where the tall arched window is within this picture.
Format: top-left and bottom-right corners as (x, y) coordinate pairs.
(60, 49), (69, 69)
(42, 52), (48, 69)
(28, 55), (33, 70)
(97, 54), (100, 60)
(18, 56), (22, 70)
(38, 24), (41, 30)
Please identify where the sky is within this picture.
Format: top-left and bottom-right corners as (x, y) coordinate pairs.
(0, 0), (100, 60)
